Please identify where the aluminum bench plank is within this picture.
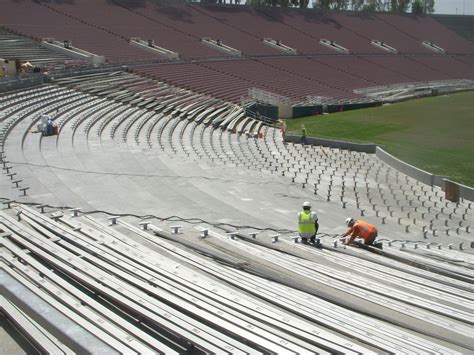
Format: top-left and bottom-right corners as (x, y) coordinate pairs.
(0, 294), (75, 355)
(121, 222), (374, 355)
(0, 217), (235, 355)
(71, 216), (340, 355)
(343, 246), (474, 294)
(0, 243), (176, 354)
(4, 210), (254, 354)
(306, 245), (474, 309)
(62, 218), (326, 354)
(0, 247), (157, 355)
(0, 261), (134, 354)
(232, 237), (474, 332)
(45, 224), (297, 354)
(193, 229), (459, 355)
(384, 246), (474, 279)
(172, 227), (473, 340)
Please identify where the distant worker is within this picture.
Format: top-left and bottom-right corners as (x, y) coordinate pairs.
(298, 201), (320, 247)
(301, 124), (307, 144)
(342, 218), (378, 246)
(44, 117), (54, 136)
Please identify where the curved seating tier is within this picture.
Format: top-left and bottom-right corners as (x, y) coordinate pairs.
(1, 72), (474, 353)
(1, 72), (472, 249)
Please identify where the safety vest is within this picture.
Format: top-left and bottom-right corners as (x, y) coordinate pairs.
(298, 210), (316, 235)
(353, 220), (377, 240)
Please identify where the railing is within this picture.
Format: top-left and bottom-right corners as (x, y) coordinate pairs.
(245, 108), (280, 127)
(247, 87), (293, 106)
(0, 74), (44, 93)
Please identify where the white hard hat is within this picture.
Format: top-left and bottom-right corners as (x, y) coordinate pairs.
(302, 201), (311, 208)
(345, 217), (354, 226)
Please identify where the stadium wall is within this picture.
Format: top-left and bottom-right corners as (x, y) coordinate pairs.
(375, 146), (435, 185)
(376, 147), (473, 201)
(284, 134), (378, 153)
(458, 182), (474, 201)
(292, 102), (379, 118)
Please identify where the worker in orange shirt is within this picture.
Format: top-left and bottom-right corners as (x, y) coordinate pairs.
(341, 217), (378, 246)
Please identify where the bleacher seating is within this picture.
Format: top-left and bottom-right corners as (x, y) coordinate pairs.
(328, 12), (432, 54)
(190, 4), (325, 54)
(1, 72), (472, 246)
(409, 55), (474, 80)
(133, 53), (473, 103)
(0, 28), (74, 65)
(377, 13), (474, 54)
(131, 59), (370, 103)
(1, 3), (474, 351)
(1, 1), (472, 102)
(1, 201), (473, 353)
(433, 14), (474, 43)
(129, 1), (281, 57)
(361, 54), (454, 82)
(0, 0), (158, 63)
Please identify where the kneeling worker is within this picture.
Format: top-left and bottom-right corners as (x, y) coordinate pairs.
(342, 217), (378, 246)
(298, 201), (320, 246)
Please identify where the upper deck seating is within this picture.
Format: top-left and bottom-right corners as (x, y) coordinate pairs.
(0, 1), (472, 102)
(0, 28), (74, 65)
(260, 7), (376, 54)
(377, 13), (474, 54)
(128, 1), (281, 56)
(39, 0), (224, 59)
(433, 14), (474, 43)
(1, 1), (472, 68)
(0, 0), (158, 63)
(189, 4), (324, 55)
(329, 12), (433, 54)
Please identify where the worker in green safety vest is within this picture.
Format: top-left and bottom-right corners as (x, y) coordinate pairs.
(301, 124), (308, 144)
(298, 201), (320, 247)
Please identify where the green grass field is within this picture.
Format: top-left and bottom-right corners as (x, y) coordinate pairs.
(286, 91), (474, 187)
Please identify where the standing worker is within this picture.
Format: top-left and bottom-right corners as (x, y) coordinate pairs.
(298, 201), (320, 247)
(301, 124), (307, 144)
(341, 218), (378, 246)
